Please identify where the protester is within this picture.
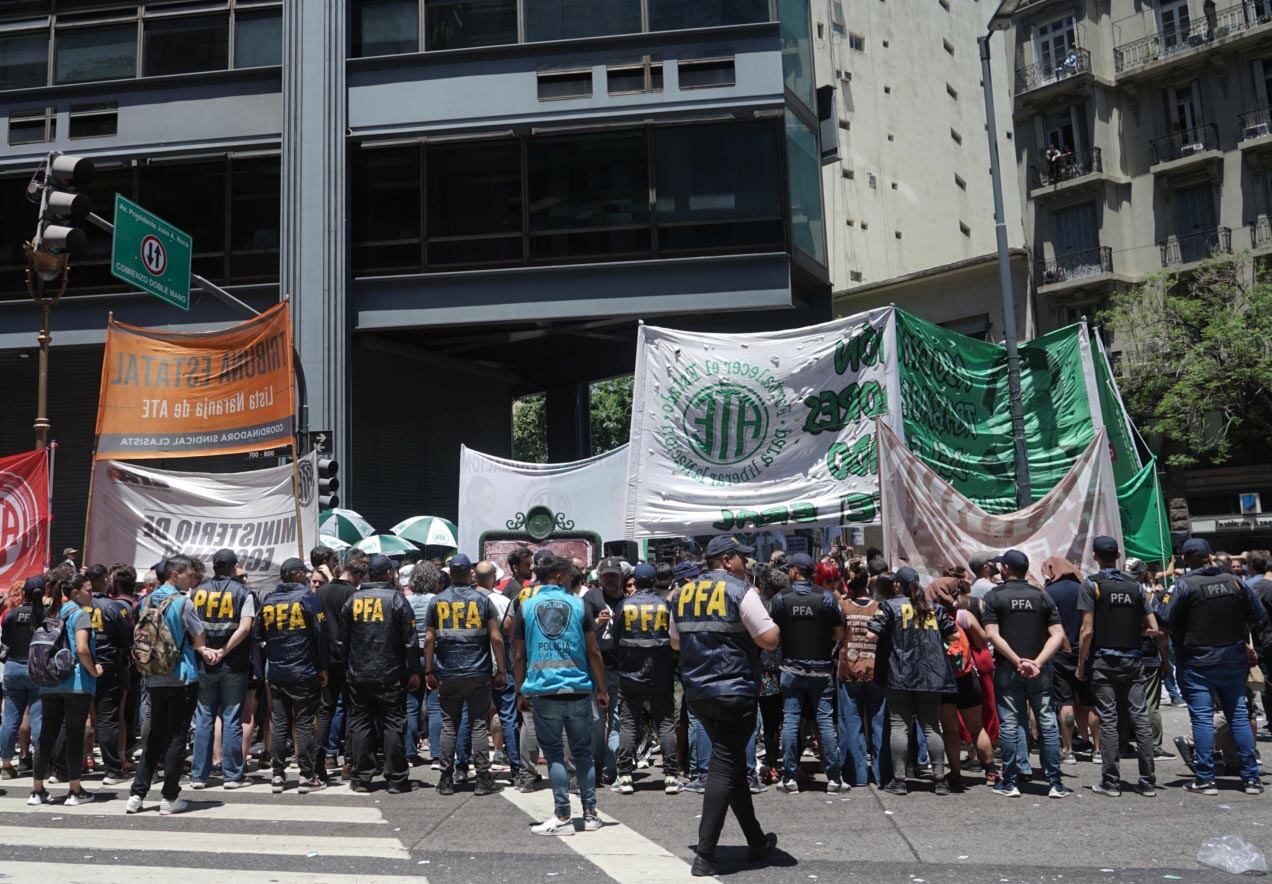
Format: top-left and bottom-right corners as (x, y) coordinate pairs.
(968, 552), (999, 599)
(474, 559), (519, 780)
(1043, 555), (1097, 763)
(837, 568), (888, 787)
(1, 577), (44, 779)
(405, 562), (438, 767)
(927, 574), (989, 790)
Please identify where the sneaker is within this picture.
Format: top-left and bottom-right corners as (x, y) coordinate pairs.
(615, 774), (634, 795)
(474, 774), (498, 796)
(882, 779), (908, 796)
(682, 775), (707, 794)
(993, 782), (1021, 798)
(1048, 783), (1074, 799)
(934, 778), (951, 796)
(582, 811), (603, 831)
(1184, 779), (1219, 796)
(1090, 782), (1121, 798)
(223, 778), (246, 790)
(1137, 782), (1158, 797)
(46, 773), (61, 785)
(101, 773), (130, 786)
(748, 832), (778, 863)
(1060, 751), (1077, 765)
(406, 755), (426, 768)
(26, 790), (51, 806)
(664, 775), (682, 795)
(1153, 748), (1176, 761)
(64, 788), (98, 807)
(271, 775), (285, 794)
(826, 778), (848, 794)
(430, 759), (442, 771)
(531, 815), (575, 836)
(125, 794), (143, 813)
(453, 766), (470, 784)
(437, 775), (455, 796)
(748, 773), (766, 794)
(1244, 779), (1266, 795)
(776, 778), (799, 794)
(1175, 737), (1196, 775)
(190, 780), (208, 790)
(514, 769), (539, 793)
(298, 777), (326, 794)
(159, 797), (188, 815)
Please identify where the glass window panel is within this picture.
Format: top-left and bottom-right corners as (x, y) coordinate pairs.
(524, 0), (641, 42)
(649, 0), (769, 31)
(427, 141), (522, 237)
(425, 0), (517, 50)
(139, 161), (227, 270)
(780, 0), (815, 111)
(785, 114), (825, 265)
(143, 14), (229, 77)
(8, 114), (49, 145)
(350, 147), (422, 272)
(0, 31), (49, 91)
(353, 0), (419, 56)
(83, 168), (137, 270)
(678, 58), (735, 88)
(527, 130), (649, 234)
(235, 8), (282, 68)
(229, 156), (280, 279)
(55, 24), (137, 84)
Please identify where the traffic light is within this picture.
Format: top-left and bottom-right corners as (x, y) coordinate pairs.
(30, 153), (95, 278)
(317, 457), (340, 509)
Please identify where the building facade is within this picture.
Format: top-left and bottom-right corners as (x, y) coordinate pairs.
(0, 0), (834, 551)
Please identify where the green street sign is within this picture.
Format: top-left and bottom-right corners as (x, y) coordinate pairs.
(110, 193), (193, 311)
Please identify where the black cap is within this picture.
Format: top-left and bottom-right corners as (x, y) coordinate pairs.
(633, 563), (657, 585)
(279, 557), (310, 577)
(22, 574), (44, 595)
(895, 566), (920, 585)
(788, 552), (815, 573)
(705, 535), (754, 558)
(598, 556), (624, 577)
(212, 548), (239, 568)
(1182, 537), (1212, 557)
(993, 549), (1030, 573)
(368, 554), (394, 575)
(532, 548), (555, 564)
(1091, 535), (1120, 557)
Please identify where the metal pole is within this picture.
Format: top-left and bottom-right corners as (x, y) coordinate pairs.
(34, 296), (51, 449)
(979, 34), (1032, 508)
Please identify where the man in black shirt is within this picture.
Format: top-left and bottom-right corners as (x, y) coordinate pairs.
(92, 565), (135, 786)
(315, 552), (366, 783)
(982, 549), (1070, 799)
(585, 556), (626, 786)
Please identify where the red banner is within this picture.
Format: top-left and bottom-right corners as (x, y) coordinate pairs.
(0, 449), (50, 586)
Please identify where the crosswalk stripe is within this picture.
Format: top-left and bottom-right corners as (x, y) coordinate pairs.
(0, 862), (426, 883)
(0, 795), (385, 823)
(0, 825), (410, 859)
(499, 786), (705, 882)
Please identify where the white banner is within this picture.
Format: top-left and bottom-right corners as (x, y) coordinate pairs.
(87, 453), (319, 592)
(624, 307), (898, 538)
(458, 444), (629, 557)
(878, 421), (1122, 585)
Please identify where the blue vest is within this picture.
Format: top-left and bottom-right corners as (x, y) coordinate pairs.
(258, 583), (325, 684)
(191, 576), (254, 674)
(430, 585), (493, 679)
(520, 585), (593, 697)
(673, 570), (759, 701)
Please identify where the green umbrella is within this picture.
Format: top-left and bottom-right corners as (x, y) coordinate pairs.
(318, 508), (375, 545)
(354, 533), (417, 557)
(317, 534), (351, 553)
(390, 515), (459, 549)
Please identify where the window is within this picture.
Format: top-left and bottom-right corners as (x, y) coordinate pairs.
(786, 113), (825, 264)
(831, 1), (846, 34)
(850, 269), (863, 281)
(894, 231), (902, 238)
(55, 24), (137, 84)
(525, 0), (642, 42)
(653, 122), (783, 255)
(426, 140), (523, 268)
(537, 66), (592, 99)
(425, 0), (516, 49)
(353, 0), (419, 56)
(1158, 0), (1190, 49)
(890, 181), (898, 190)
(883, 85), (891, 94)
(781, 0), (815, 109)
(959, 220), (971, 236)
(229, 156), (281, 278)
(607, 57), (663, 94)
(881, 39), (889, 47)
(843, 168), (854, 179)
(886, 133), (894, 141)
(527, 130), (650, 261)
(8, 107), (54, 146)
(678, 56), (735, 89)
(649, 0), (769, 31)
(143, 14), (229, 77)
(140, 160), (228, 279)
(1034, 16), (1076, 72)
(0, 30), (48, 91)
(235, 8), (283, 68)
(849, 32), (865, 51)
(351, 147), (423, 273)
(69, 102), (118, 139)
(950, 127), (962, 144)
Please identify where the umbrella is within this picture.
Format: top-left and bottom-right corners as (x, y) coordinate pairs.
(391, 515), (459, 549)
(317, 534), (351, 553)
(354, 533), (417, 557)
(318, 508), (375, 545)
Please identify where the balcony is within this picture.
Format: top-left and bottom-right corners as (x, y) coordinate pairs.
(1150, 124), (1222, 178)
(1114, 2), (1272, 80)
(1027, 146), (1120, 200)
(1249, 214), (1272, 250)
(1238, 106), (1272, 157)
(1037, 246), (1123, 294)
(1016, 47), (1092, 95)
(1160, 227), (1232, 267)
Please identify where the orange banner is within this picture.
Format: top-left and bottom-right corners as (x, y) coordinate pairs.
(93, 301), (295, 460)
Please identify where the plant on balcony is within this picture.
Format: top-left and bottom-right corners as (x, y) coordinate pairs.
(1100, 252), (1272, 468)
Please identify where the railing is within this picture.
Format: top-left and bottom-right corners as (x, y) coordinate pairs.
(1250, 215), (1272, 248)
(1029, 146), (1103, 188)
(1150, 123), (1219, 164)
(1016, 46), (1091, 93)
(1037, 246), (1113, 285)
(1160, 227), (1232, 266)
(1115, 2), (1272, 72)
(1239, 106), (1272, 140)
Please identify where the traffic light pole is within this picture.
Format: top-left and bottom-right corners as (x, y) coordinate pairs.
(26, 270), (65, 450)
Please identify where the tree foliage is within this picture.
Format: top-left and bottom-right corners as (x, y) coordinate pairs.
(511, 393), (548, 463)
(510, 376), (633, 463)
(1100, 252), (1272, 468)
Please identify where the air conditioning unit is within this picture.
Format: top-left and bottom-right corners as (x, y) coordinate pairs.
(1179, 142), (1206, 156)
(1244, 122), (1270, 140)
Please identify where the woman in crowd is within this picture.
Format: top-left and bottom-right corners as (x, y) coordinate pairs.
(953, 576), (1000, 785)
(927, 574), (994, 790)
(1, 576), (45, 778)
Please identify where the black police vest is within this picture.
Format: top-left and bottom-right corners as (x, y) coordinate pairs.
(192, 577), (253, 672)
(89, 595), (128, 667)
(1182, 573), (1248, 648)
(431, 586), (492, 678)
(776, 582), (833, 664)
(673, 570), (759, 702)
(618, 591), (672, 648)
(1090, 573), (1144, 651)
(259, 583), (321, 683)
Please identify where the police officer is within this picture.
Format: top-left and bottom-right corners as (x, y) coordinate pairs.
(768, 552), (845, 794)
(614, 562), (678, 796)
(190, 549), (257, 789)
(1160, 538), (1268, 795)
(90, 565), (133, 786)
(1076, 536), (1160, 797)
(341, 554), (421, 794)
(424, 553), (505, 797)
(670, 536), (779, 878)
(258, 557), (328, 793)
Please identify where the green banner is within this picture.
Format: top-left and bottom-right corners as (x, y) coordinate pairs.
(1091, 333), (1141, 487)
(1118, 457), (1170, 567)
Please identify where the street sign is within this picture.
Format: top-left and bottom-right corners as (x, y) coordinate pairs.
(110, 193), (192, 310)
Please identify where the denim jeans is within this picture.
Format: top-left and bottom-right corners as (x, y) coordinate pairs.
(838, 679), (890, 786)
(534, 694), (596, 818)
(0, 660), (42, 762)
(192, 670), (249, 782)
(404, 680), (428, 758)
(994, 664), (1062, 788)
(591, 666), (620, 782)
(780, 672), (841, 781)
(1179, 663), (1260, 782)
(492, 680), (521, 772)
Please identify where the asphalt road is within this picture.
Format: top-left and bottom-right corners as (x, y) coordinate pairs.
(1, 703), (1268, 883)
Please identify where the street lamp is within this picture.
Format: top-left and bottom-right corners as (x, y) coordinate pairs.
(980, 0), (1032, 509)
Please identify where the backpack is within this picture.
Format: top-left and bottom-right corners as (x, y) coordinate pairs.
(945, 622), (974, 678)
(28, 608), (74, 687)
(132, 593), (182, 675)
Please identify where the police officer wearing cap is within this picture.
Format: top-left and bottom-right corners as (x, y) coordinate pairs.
(1076, 536), (1160, 797)
(613, 562), (678, 795)
(670, 536), (779, 877)
(341, 554), (422, 793)
(189, 549), (257, 789)
(424, 553), (506, 797)
(1160, 537), (1268, 795)
(258, 557), (328, 793)
(768, 551), (845, 794)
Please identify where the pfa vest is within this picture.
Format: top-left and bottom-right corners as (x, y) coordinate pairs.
(616, 589), (673, 688)
(1090, 573), (1144, 652)
(1182, 572), (1248, 648)
(191, 576), (253, 673)
(259, 583), (322, 683)
(519, 585), (592, 697)
(775, 582), (834, 668)
(673, 570), (759, 702)
(431, 585), (493, 679)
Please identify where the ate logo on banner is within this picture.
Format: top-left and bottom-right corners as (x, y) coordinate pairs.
(0, 468), (42, 573)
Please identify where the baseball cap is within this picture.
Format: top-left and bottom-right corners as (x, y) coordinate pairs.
(788, 552), (815, 573)
(368, 554), (394, 575)
(895, 566), (920, 585)
(633, 563), (657, 585)
(672, 561), (700, 583)
(279, 556), (310, 577)
(968, 550), (997, 574)
(704, 535), (754, 558)
(1125, 557), (1147, 575)
(993, 549), (1030, 573)
(22, 574), (44, 596)
(397, 562), (415, 586)
(449, 553), (473, 570)
(1182, 537), (1213, 557)
(212, 549), (239, 569)
(62, 547), (79, 558)
(598, 556), (625, 577)
(532, 548), (554, 565)
(1091, 535), (1120, 557)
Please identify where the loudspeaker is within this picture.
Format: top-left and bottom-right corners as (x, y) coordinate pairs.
(602, 540), (639, 564)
